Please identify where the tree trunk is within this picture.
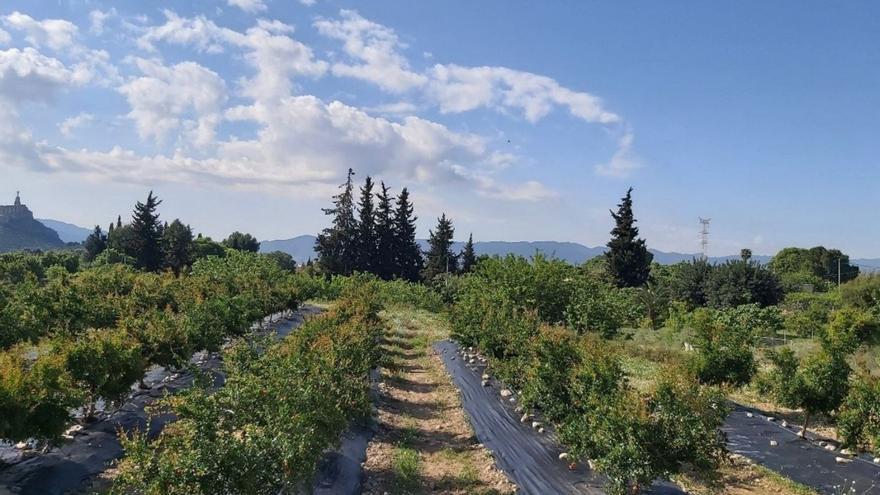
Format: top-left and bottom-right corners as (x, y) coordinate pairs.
(799, 411), (810, 438)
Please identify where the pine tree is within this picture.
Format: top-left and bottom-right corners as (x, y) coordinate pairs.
(108, 222), (114, 233)
(130, 192), (163, 271)
(315, 168), (358, 276)
(423, 213), (457, 281)
(460, 233), (476, 273)
(83, 225), (107, 262)
(375, 181), (396, 280)
(116, 215), (122, 229)
(605, 187), (653, 287)
(392, 187), (422, 281)
(162, 219), (194, 276)
(355, 176), (377, 273)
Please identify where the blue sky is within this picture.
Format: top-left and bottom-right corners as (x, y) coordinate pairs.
(1, 1), (878, 256)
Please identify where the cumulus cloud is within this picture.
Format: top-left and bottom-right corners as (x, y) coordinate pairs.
(138, 11), (326, 101)
(2, 11), (78, 51)
(314, 10), (426, 93)
(59, 112), (94, 137)
(118, 58), (227, 146)
(0, 28), (10, 45)
(227, 0), (268, 13)
(2, 9), (556, 204)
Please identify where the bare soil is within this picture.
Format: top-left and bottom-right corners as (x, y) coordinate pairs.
(362, 310), (516, 495)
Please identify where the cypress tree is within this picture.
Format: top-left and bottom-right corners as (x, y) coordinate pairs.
(83, 225), (107, 262)
(375, 181), (396, 280)
(162, 219), (194, 276)
(116, 215), (122, 229)
(605, 187), (653, 287)
(423, 213), (457, 281)
(392, 187), (422, 281)
(130, 191), (163, 271)
(355, 176), (378, 273)
(315, 168), (358, 276)
(460, 233), (476, 273)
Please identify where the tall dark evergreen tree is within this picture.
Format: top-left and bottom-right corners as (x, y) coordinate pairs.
(392, 187), (422, 281)
(460, 233), (476, 274)
(108, 222), (114, 234)
(116, 215), (122, 229)
(423, 213), (457, 281)
(605, 187), (653, 287)
(130, 192), (163, 271)
(83, 225), (107, 262)
(315, 168), (358, 276)
(374, 181), (396, 280)
(355, 176), (377, 273)
(162, 219), (194, 276)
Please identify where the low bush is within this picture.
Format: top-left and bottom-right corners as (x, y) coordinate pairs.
(111, 286), (384, 494)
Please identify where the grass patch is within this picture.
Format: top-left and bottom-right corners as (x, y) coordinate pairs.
(392, 446), (421, 492)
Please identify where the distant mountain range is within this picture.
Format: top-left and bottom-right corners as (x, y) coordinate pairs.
(259, 234), (880, 271)
(37, 219), (92, 243)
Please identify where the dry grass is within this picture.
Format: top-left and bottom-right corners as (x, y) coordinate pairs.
(675, 454), (818, 495)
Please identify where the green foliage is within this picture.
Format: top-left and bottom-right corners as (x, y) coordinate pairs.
(83, 225), (107, 262)
(840, 274), (880, 317)
(704, 259), (782, 309)
(262, 250), (297, 272)
(130, 192), (164, 271)
(0, 250), (304, 444)
(422, 213), (458, 281)
(111, 287), (383, 494)
(316, 168), (358, 276)
(191, 235), (226, 260)
(763, 346), (850, 433)
(564, 278), (630, 338)
(0, 342), (83, 443)
(473, 254), (576, 324)
(451, 268), (728, 493)
(222, 231), (260, 253)
(664, 259), (713, 309)
(838, 373), (880, 451)
(161, 219), (194, 275)
(65, 329), (145, 416)
(605, 188), (653, 288)
(769, 246), (859, 286)
(459, 233), (476, 274)
(687, 307), (758, 387)
(822, 307), (878, 354)
(780, 291), (837, 338)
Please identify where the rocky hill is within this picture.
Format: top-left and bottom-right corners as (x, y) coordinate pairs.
(0, 193), (65, 253)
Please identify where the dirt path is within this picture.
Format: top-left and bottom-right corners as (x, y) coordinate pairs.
(362, 310), (515, 495)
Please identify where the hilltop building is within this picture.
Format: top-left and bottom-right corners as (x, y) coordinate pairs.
(0, 192), (65, 252)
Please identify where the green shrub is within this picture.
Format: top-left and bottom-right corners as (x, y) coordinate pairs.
(838, 373), (880, 451)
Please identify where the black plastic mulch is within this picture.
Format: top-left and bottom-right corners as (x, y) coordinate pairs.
(0, 306), (324, 495)
(435, 339), (683, 495)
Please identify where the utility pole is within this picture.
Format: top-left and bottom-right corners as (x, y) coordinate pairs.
(838, 258), (842, 288)
(699, 218), (711, 260)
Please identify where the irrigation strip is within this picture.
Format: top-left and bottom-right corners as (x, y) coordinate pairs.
(435, 339), (682, 495)
(0, 305), (334, 495)
(724, 403), (880, 494)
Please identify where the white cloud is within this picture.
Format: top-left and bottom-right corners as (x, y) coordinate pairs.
(0, 28), (10, 45)
(314, 10), (426, 93)
(227, 0), (268, 13)
(428, 64), (620, 124)
(2, 11), (78, 52)
(594, 130), (642, 178)
(299, 0), (317, 6)
(118, 58), (227, 146)
(365, 101), (419, 115)
(480, 180), (557, 202)
(88, 9), (116, 35)
(59, 112), (94, 137)
(0, 47), (76, 101)
(139, 11), (326, 101)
